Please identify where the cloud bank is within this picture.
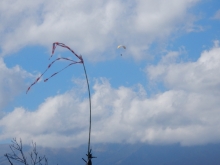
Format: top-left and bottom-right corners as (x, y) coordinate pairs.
(0, 0), (199, 60)
(0, 58), (30, 112)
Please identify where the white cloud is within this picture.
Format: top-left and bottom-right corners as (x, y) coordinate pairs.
(1, 42), (220, 148)
(147, 41), (220, 93)
(212, 9), (220, 20)
(0, 0), (199, 60)
(0, 58), (30, 111)
(0, 91), (89, 147)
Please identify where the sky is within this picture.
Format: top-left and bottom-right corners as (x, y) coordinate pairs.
(0, 0), (220, 148)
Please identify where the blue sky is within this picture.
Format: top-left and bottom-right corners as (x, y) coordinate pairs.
(0, 0), (220, 148)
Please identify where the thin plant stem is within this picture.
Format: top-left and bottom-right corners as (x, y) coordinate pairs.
(27, 42), (95, 163)
(82, 61), (92, 154)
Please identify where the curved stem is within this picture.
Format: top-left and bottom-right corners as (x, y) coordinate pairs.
(82, 61), (91, 154)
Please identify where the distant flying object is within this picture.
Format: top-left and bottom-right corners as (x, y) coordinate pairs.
(117, 45), (126, 56)
(117, 45), (126, 49)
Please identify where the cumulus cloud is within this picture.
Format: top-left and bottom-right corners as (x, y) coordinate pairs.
(147, 41), (220, 93)
(0, 58), (31, 112)
(0, 0), (199, 60)
(0, 91), (90, 147)
(1, 42), (220, 148)
(212, 9), (220, 20)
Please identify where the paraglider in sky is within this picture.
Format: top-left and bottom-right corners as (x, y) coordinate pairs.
(117, 45), (126, 56)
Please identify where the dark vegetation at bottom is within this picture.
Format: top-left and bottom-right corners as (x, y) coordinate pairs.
(1, 142), (220, 165)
